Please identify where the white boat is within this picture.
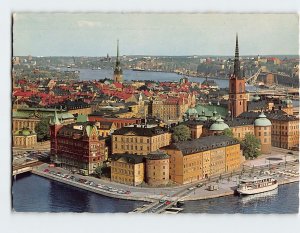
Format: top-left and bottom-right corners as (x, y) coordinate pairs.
(237, 176), (278, 195)
(164, 207), (183, 214)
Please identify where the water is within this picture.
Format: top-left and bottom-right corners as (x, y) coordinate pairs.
(12, 173), (298, 213)
(182, 182), (299, 214)
(73, 68), (230, 88)
(12, 173), (145, 213)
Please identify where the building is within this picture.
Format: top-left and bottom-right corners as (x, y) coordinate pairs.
(88, 115), (141, 129)
(113, 40), (123, 83)
(162, 135), (242, 184)
(145, 150), (170, 186)
(110, 154), (144, 186)
(111, 125), (171, 155)
(239, 110), (299, 150)
(149, 96), (189, 123)
(12, 107), (75, 132)
(228, 35), (247, 117)
(50, 112), (106, 175)
(13, 128), (37, 148)
(253, 112), (272, 154)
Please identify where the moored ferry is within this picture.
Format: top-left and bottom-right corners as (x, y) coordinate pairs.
(237, 176), (278, 195)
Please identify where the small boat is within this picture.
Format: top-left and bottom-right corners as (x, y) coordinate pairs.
(132, 67), (145, 71)
(164, 207), (183, 214)
(237, 176), (278, 195)
(175, 201), (184, 208)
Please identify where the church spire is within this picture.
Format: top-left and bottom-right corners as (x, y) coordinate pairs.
(234, 33), (240, 78)
(116, 39), (120, 67)
(52, 109), (61, 125)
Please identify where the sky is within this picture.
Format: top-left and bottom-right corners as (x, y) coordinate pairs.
(13, 13), (299, 56)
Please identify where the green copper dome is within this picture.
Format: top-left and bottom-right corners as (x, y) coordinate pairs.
(186, 107), (198, 115)
(253, 94), (260, 101)
(254, 112), (272, 127)
(210, 117), (229, 131)
(198, 116), (208, 121)
(15, 128), (34, 136)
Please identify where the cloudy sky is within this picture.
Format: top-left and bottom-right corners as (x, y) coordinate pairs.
(13, 13), (298, 56)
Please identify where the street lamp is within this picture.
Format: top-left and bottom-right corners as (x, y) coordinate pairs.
(284, 154), (287, 168)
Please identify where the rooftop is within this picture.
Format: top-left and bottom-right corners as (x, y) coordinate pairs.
(164, 135), (239, 156)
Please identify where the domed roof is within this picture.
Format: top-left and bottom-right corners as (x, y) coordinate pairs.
(186, 107), (198, 115)
(282, 98), (293, 105)
(254, 112), (272, 127)
(253, 94), (260, 101)
(15, 128), (34, 136)
(198, 116), (208, 121)
(209, 117), (229, 131)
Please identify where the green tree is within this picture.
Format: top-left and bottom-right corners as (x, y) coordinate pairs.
(241, 133), (261, 160)
(94, 166), (103, 178)
(35, 118), (50, 141)
(223, 128), (234, 138)
(172, 125), (191, 142)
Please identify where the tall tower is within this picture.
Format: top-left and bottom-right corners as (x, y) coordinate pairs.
(228, 34), (247, 117)
(113, 39), (123, 83)
(50, 110), (63, 163)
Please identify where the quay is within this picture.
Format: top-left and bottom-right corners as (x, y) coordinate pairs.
(15, 159), (298, 213)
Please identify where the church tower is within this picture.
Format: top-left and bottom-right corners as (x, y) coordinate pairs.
(228, 34), (247, 117)
(50, 110), (63, 163)
(113, 40), (123, 83)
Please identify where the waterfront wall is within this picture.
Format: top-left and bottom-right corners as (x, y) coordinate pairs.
(32, 169), (155, 202)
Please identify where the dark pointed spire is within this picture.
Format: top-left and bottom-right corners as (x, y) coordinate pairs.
(234, 33), (240, 78)
(116, 39), (120, 67)
(114, 39), (122, 76)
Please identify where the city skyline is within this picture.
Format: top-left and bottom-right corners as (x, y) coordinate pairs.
(13, 13), (299, 57)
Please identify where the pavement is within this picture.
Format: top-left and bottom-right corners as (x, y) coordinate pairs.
(34, 159), (299, 205)
(243, 147), (299, 167)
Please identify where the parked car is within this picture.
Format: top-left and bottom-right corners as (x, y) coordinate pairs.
(196, 183), (203, 188)
(43, 169), (50, 173)
(187, 187), (195, 191)
(125, 190), (131, 194)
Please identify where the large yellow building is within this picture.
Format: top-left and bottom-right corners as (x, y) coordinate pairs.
(111, 125), (171, 155)
(162, 135), (242, 185)
(110, 154), (144, 186)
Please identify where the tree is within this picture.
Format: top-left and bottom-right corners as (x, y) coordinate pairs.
(94, 166), (103, 178)
(223, 128), (234, 138)
(241, 133), (261, 160)
(35, 118), (50, 141)
(94, 163), (110, 178)
(172, 125), (191, 142)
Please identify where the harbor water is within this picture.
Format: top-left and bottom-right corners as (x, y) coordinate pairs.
(12, 173), (299, 213)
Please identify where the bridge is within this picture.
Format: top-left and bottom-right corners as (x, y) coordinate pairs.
(12, 160), (43, 176)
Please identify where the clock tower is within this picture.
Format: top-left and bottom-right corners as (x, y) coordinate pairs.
(228, 34), (247, 117)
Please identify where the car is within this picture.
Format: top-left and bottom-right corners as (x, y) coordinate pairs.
(159, 199), (165, 203)
(165, 201), (171, 205)
(117, 190), (126, 194)
(287, 151), (294, 155)
(43, 169), (50, 173)
(89, 181), (95, 186)
(97, 184), (103, 188)
(84, 181), (89, 185)
(109, 188), (118, 192)
(196, 183), (203, 188)
(125, 190), (131, 194)
(188, 187), (195, 191)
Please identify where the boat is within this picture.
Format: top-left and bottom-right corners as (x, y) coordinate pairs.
(132, 67), (145, 71)
(240, 188), (278, 204)
(164, 207), (183, 214)
(237, 176), (278, 195)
